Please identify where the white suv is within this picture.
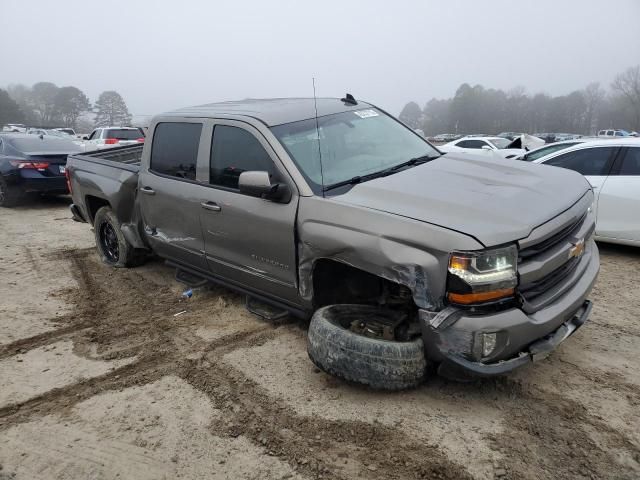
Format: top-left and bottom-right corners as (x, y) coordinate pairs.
(597, 129), (631, 138)
(85, 127), (145, 150)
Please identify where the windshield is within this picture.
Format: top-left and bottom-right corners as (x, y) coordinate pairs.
(488, 138), (512, 149)
(106, 129), (143, 140)
(271, 109), (440, 194)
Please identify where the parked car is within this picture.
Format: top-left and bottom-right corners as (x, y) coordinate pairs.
(54, 127), (77, 136)
(438, 136), (525, 158)
(84, 127), (145, 150)
(67, 97), (598, 389)
(597, 129), (632, 138)
(2, 124), (27, 133)
(531, 138), (640, 246)
(0, 133), (83, 207)
(554, 133), (582, 142)
(431, 133), (458, 142)
(27, 128), (86, 149)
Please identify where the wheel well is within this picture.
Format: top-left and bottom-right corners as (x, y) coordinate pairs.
(312, 259), (414, 309)
(85, 196), (111, 225)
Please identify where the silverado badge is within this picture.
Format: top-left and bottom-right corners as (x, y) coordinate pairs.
(569, 238), (585, 259)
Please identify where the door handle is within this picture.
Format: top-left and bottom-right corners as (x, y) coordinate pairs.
(201, 201), (222, 212)
(140, 187), (155, 195)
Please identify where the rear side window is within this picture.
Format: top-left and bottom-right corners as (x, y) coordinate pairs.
(106, 129), (144, 140)
(210, 125), (276, 189)
(150, 122), (202, 180)
(618, 148), (640, 175)
(544, 147), (615, 176)
(526, 142), (579, 161)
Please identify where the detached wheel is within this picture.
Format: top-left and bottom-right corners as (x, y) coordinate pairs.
(94, 206), (144, 268)
(307, 304), (426, 390)
(0, 177), (23, 207)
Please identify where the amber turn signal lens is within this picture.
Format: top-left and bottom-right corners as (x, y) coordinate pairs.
(447, 288), (515, 305)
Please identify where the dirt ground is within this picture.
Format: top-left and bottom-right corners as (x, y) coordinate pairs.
(1, 196), (639, 480)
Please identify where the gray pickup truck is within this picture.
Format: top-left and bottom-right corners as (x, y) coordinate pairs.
(67, 97), (599, 389)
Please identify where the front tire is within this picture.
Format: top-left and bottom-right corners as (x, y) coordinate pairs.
(94, 206), (144, 267)
(307, 304), (427, 390)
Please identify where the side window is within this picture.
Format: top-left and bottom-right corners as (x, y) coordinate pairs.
(150, 122), (202, 180)
(210, 125), (276, 189)
(618, 148), (640, 175)
(457, 139), (485, 149)
(545, 147), (615, 176)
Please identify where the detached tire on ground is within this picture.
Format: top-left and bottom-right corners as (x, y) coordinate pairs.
(94, 206), (144, 268)
(307, 304), (427, 390)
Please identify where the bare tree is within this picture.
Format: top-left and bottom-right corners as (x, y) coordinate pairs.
(611, 65), (640, 131)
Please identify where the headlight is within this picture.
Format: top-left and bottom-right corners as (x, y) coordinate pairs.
(447, 245), (518, 305)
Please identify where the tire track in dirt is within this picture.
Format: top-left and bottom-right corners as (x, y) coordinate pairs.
(479, 376), (640, 480)
(1, 249), (474, 480)
(3, 247), (639, 479)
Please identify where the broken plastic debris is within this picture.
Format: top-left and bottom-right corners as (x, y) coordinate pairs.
(173, 310), (187, 317)
(181, 289), (193, 300)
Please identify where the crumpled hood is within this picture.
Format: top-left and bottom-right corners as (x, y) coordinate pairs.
(332, 152), (591, 247)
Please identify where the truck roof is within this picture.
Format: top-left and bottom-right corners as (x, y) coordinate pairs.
(165, 97), (374, 127)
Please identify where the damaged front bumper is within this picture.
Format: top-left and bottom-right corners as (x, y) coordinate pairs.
(419, 243), (599, 377)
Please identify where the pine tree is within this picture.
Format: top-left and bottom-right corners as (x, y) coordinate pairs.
(94, 91), (132, 126)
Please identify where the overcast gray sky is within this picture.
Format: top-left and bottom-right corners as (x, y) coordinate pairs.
(2, 0), (639, 117)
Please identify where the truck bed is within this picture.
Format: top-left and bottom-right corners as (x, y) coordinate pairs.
(70, 144), (143, 172)
(67, 144), (143, 225)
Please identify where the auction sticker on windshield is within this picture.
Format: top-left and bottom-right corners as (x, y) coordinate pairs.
(354, 109), (379, 118)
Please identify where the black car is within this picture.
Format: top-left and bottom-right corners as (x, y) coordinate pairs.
(0, 133), (83, 207)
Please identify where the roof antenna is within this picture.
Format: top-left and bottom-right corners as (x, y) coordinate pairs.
(312, 77), (326, 198)
(340, 93), (358, 106)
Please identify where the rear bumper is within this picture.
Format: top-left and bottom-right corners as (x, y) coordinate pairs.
(20, 177), (67, 193)
(421, 241), (599, 377)
(4, 171), (67, 193)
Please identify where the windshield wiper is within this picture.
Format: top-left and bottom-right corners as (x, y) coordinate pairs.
(322, 154), (438, 193)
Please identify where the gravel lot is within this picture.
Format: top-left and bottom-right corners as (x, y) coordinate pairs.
(1, 197), (639, 480)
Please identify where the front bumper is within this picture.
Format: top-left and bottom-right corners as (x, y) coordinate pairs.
(420, 241), (599, 377)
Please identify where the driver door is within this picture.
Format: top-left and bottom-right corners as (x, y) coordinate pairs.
(198, 121), (300, 304)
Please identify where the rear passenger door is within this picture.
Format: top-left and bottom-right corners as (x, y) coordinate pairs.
(595, 147), (640, 242)
(138, 120), (211, 270)
(199, 121), (300, 304)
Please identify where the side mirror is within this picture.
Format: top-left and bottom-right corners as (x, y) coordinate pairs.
(238, 171), (291, 203)
(82, 136), (89, 140)
(481, 145), (493, 151)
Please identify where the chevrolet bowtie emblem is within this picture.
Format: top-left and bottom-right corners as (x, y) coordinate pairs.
(569, 238), (585, 259)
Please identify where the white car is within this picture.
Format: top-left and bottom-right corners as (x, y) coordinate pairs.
(438, 136), (525, 159)
(532, 138), (640, 246)
(2, 123), (27, 133)
(85, 127), (145, 150)
(26, 128), (86, 149)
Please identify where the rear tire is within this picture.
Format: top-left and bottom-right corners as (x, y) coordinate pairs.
(307, 304), (427, 390)
(0, 177), (24, 207)
(94, 206), (145, 268)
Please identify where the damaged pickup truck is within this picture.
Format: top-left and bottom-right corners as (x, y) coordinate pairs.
(66, 96), (599, 389)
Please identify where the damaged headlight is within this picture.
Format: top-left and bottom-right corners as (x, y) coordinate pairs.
(447, 245), (518, 306)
